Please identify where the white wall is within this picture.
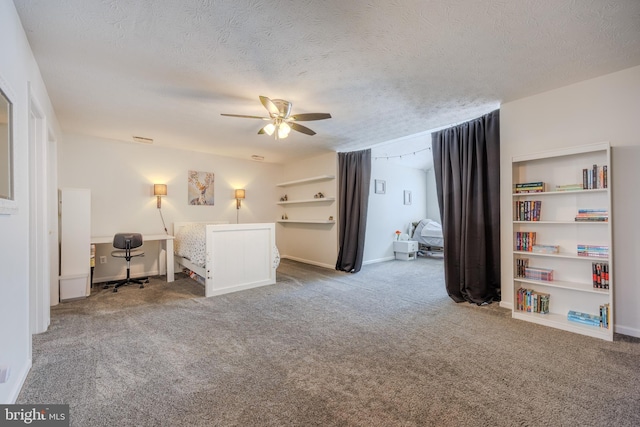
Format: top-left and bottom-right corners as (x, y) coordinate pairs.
(425, 167), (441, 223)
(277, 152), (338, 268)
(364, 157), (428, 263)
(58, 134), (283, 282)
(500, 65), (640, 337)
(0, 2), (61, 403)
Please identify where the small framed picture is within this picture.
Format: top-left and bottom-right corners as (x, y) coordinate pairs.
(375, 179), (386, 194)
(404, 190), (412, 205)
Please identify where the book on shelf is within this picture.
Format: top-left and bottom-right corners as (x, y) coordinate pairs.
(514, 232), (536, 251)
(515, 258), (529, 278)
(514, 182), (545, 193)
(514, 200), (542, 221)
(568, 307), (610, 329)
(600, 303), (610, 329)
(524, 267), (554, 281)
(582, 164), (608, 189)
(577, 244), (609, 258)
(532, 244), (559, 254)
(516, 287), (550, 314)
(575, 208), (608, 222)
(555, 183), (584, 191)
(592, 262), (609, 289)
(567, 310), (601, 327)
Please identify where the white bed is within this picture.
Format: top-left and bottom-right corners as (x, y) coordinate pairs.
(173, 221), (279, 297)
(411, 219), (444, 253)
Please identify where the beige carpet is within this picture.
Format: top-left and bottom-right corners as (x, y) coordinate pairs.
(17, 257), (640, 426)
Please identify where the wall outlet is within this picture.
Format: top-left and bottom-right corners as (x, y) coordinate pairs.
(99, 256), (107, 264)
(0, 365), (10, 383)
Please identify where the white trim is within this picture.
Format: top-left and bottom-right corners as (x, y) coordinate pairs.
(6, 359), (32, 404)
(614, 325), (640, 339)
(0, 71), (17, 215)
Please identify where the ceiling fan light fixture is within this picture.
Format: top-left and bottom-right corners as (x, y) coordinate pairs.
(277, 121), (291, 139)
(263, 123), (276, 136)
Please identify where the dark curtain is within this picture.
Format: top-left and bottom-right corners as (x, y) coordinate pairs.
(335, 149), (371, 273)
(432, 109), (501, 304)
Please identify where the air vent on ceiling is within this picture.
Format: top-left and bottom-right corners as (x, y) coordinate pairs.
(132, 136), (154, 144)
(251, 155), (265, 161)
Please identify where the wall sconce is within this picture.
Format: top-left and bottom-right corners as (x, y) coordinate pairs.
(234, 189), (245, 209)
(154, 184), (167, 208)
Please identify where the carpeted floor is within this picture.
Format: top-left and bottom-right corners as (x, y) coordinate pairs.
(17, 257), (640, 426)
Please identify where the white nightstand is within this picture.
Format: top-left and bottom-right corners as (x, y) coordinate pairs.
(393, 240), (418, 261)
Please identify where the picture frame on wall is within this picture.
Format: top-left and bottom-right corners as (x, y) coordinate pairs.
(374, 179), (386, 194)
(188, 170), (215, 205)
(404, 190), (412, 205)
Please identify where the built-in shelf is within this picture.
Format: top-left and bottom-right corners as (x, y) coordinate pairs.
(512, 311), (611, 341)
(277, 197), (335, 205)
(513, 220), (608, 225)
(277, 220), (335, 224)
(276, 175), (335, 187)
(511, 141), (612, 341)
(513, 250), (608, 261)
(513, 277), (610, 294)
(512, 188), (607, 197)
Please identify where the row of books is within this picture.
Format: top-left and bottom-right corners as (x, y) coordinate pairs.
(600, 304), (611, 329)
(514, 200), (542, 221)
(583, 164), (608, 190)
(567, 305), (610, 329)
(555, 183), (583, 191)
(524, 267), (554, 281)
(575, 208), (608, 222)
(577, 244), (609, 258)
(592, 262), (609, 289)
(532, 244), (559, 254)
(514, 181), (545, 193)
(516, 288), (550, 314)
(515, 258), (529, 278)
(514, 232), (536, 251)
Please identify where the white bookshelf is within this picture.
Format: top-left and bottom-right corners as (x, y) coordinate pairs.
(511, 142), (613, 341)
(276, 175), (336, 224)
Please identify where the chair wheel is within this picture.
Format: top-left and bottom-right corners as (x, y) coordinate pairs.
(140, 284), (144, 289)
(113, 288), (118, 293)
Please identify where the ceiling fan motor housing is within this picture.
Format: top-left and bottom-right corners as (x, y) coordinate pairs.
(271, 99), (292, 118)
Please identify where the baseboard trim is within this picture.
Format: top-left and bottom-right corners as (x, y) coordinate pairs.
(280, 256), (334, 270)
(500, 301), (513, 310)
(4, 358), (31, 404)
(614, 324), (640, 339)
(363, 256), (395, 265)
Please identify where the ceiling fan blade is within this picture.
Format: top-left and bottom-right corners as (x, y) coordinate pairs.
(259, 96), (281, 117)
(289, 113), (332, 121)
(221, 113), (270, 120)
(257, 127), (266, 135)
(289, 122), (316, 136)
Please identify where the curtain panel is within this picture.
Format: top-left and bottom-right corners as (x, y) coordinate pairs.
(335, 149), (371, 273)
(432, 109), (501, 304)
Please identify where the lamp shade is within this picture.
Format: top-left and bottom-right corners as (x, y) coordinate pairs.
(234, 189), (245, 199)
(154, 184), (167, 196)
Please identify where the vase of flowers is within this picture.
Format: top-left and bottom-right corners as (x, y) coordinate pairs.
(395, 230), (401, 240)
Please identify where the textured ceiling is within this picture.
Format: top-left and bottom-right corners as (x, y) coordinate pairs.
(13, 0), (640, 169)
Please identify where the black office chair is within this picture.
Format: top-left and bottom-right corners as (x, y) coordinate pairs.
(104, 233), (148, 292)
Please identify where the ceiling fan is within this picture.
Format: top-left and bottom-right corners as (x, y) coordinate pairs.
(221, 96), (331, 139)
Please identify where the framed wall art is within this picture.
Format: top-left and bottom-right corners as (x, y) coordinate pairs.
(404, 190), (412, 205)
(188, 170), (215, 205)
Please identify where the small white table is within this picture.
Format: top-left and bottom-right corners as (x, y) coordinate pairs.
(91, 234), (175, 282)
(393, 240), (418, 261)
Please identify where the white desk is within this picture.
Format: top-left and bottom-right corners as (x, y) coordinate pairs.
(91, 234), (175, 282)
